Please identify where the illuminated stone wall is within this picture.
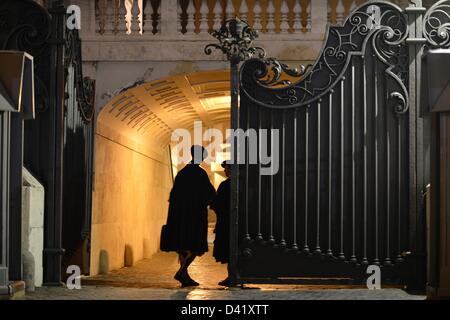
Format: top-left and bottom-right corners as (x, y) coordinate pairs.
(89, 69), (232, 274)
(90, 134), (172, 275)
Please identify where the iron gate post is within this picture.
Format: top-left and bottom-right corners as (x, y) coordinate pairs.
(205, 18), (265, 286)
(405, 0), (428, 289)
(229, 57), (240, 286)
(43, 1), (67, 286)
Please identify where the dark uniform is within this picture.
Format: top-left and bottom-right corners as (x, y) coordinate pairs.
(210, 178), (230, 263)
(162, 164), (216, 255)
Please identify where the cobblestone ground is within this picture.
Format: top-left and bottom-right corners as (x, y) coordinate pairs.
(24, 248), (425, 300)
(78, 226), (230, 290)
(24, 228), (426, 300)
(25, 286), (425, 300)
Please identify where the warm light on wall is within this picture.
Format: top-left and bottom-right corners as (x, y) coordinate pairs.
(200, 95), (231, 111)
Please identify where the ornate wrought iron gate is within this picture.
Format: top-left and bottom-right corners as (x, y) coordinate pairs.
(0, 0), (95, 284)
(234, 1), (435, 286)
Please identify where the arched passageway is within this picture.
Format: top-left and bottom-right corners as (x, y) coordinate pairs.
(90, 70), (231, 279)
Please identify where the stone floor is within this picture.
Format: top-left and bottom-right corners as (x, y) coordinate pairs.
(23, 227), (426, 300)
(25, 286), (425, 300)
(24, 249), (426, 300)
(79, 226), (229, 290)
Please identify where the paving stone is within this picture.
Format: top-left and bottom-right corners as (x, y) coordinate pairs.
(23, 242), (426, 300)
(24, 286), (425, 300)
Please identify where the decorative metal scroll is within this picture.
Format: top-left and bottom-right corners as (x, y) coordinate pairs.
(204, 17), (266, 63)
(424, 0), (450, 48)
(240, 2), (409, 114)
(0, 0), (50, 52)
(64, 29), (96, 123)
(0, 0), (51, 113)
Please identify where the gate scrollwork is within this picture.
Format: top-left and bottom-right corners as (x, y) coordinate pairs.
(240, 2), (409, 114)
(423, 0), (450, 49)
(0, 0), (51, 114)
(65, 29), (95, 123)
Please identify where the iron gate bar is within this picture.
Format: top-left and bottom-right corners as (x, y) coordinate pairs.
(327, 91), (333, 257)
(293, 109), (298, 251)
(363, 55), (368, 265)
(231, 59), (239, 285)
(351, 61), (357, 264)
(374, 55), (380, 265)
(270, 110), (275, 244)
(316, 100), (321, 254)
(245, 104), (250, 241)
(386, 93), (392, 266)
(257, 109), (262, 241)
(397, 115), (403, 262)
(303, 106), (309, 253)
(281, 110), (286, 247)
(339, 78), (345, 261)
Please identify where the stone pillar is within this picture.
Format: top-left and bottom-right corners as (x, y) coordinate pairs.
(310, 0), (327, 35)
(160, 0), (178, 37)
(22, 168), (45, 292)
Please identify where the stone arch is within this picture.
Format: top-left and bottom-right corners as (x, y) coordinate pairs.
(90, 70), (230, 275)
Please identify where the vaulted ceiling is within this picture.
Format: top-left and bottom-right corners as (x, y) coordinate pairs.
(97, 70), (231, 157)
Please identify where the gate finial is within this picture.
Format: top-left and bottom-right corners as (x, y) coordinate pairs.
(204, 17), (266, 63)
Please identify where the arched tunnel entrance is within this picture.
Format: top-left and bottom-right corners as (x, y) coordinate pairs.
(89, 70), (231, 286)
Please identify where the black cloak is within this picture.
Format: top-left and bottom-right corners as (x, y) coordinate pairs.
(210, 178), (230, 263)
(163, 164), (216, 254)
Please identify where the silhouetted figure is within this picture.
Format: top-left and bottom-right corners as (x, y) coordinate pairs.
(210, 161), (231, 286)
(162, 145), (216, 287)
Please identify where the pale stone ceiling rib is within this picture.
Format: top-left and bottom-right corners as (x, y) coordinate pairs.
(98, 70), (231, 150)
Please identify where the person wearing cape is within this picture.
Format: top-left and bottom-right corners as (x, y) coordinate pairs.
(161, 145), (216, 287)
(210, 161), (231, 286)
